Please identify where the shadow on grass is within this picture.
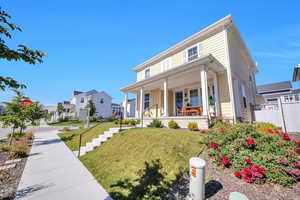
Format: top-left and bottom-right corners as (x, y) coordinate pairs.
(59, 134), (76, 143)
(110, 159), (222, 200)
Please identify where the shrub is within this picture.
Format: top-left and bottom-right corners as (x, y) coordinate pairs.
(25, 131), (34, 140)
(0, 170), (9, 182)
(209, 117), (224, 128)
(204, 122), (299, 186)
(60, 127), (71, 132)
(168, 120), (179, 129)
(10, 142), (28, 158)
(188, 122), (198, 131)
(148, 119), (162, 128)
(114, 120), (119, 125)
(89, 116), (97, 122)
(0, 145), (10, 152)
(129, 120), (137, 126)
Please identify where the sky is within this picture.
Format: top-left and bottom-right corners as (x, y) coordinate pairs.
(1, 0), (300, 105)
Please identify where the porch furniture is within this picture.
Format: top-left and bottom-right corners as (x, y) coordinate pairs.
(183, 105), (202, 116)
(177, 107), (184, 116)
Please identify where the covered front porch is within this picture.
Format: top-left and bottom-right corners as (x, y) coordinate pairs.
(121, 55), (227, 128)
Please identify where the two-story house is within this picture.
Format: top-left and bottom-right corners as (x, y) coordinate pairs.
(71, 90), (112, 119)
(120, 15), (258, 128)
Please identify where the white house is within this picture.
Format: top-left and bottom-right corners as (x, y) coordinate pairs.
(71, 90), (112, 119)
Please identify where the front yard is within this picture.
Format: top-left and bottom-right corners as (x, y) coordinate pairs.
(80, 128), (204, 199)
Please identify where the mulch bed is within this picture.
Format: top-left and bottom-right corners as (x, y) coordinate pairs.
(0, 139), (32, 200)
(170, 152), (300, 200)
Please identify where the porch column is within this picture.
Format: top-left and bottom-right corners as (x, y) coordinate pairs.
(200, 65), (209, 116)
(139, 88), (144, 118)
(135, 93), (138, 118)
(163, 79), (169, 117)
(213, 72), (221, 116)
(123, 93), (128, 119)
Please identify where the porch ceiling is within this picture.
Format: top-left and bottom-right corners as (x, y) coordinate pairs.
(121, 54), (226, 93)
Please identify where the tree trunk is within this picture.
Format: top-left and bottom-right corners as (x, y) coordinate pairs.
(9, 126), (15, 146)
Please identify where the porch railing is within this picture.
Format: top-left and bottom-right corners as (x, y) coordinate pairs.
(141, 104), (158, 127)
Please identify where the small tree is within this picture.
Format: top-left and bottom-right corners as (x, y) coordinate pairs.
(57, 103), (64, 118)
(86, 99), (96, 117)
(27, 102), (45, 125)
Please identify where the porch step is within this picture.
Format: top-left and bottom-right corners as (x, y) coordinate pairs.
(73, 127), (132, 157)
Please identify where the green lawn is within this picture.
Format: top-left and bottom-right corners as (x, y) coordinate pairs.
(79, 128), (205, 198)
(58, 122), (118, 151)
(48, 120), (99, 127)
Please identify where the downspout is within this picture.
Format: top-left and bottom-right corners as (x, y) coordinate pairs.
(224, 22), (237, 123)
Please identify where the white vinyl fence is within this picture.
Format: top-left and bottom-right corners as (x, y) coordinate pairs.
(254, 94), (300, 133)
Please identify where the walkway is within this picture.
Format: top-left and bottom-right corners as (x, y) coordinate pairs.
(15, 128), (112, 200)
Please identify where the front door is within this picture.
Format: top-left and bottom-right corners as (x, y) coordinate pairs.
(175, 91), (183, 116)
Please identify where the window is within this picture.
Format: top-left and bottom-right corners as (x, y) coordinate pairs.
(80, 97), (84, 103)
(144, 93), (150, 109)
(162, 58), (171, 72)
(189, 89), (200, 106)
(100, 98), (104, 104)
(241, 83), (247, 108)
(187, 46), (198, 61)
(145, 68), (150, 79)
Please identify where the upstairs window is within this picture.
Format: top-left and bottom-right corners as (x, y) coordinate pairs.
(100, 98), (104, 104)
(145, 68), (150, 79)
(187, 46), (198, 61)
(144, 93), (150, 109)
(80, 97), (84, 103)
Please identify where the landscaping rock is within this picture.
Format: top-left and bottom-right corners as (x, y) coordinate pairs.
(229, 192), (249, 200)
(0, 163), (16, 170)
(5, 159), (22, 165)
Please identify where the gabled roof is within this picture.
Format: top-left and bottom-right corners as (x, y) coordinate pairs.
(132, 15), (257, 73)
(85, 89), (98, 96)
(257, 81), (292, 94)
(73, 91), (83, 96)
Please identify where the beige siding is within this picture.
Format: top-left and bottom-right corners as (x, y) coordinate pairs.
(218, 72), (232, 118)
(136, 30), (227, 81)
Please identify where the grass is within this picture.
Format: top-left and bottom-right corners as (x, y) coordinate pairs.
(48, 120), (88, 126)
(79, 128), (204, 198)
(58, 122), (118, 151)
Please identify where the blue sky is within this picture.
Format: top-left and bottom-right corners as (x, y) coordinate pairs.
(1, 0), (300, 105)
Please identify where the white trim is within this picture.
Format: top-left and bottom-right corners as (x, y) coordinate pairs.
(161, 57), (172, 72)
(224, 28), (237, 122)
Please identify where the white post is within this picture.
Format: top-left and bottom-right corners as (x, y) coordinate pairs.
(163, 79), (169, 117)
(213, 72), (220, 116)
(135, 93), (138, 118)
(200, 65), (209, 116)
(124, 93), (128, 119)
(189, 157), (206, 200)
(139, 88), (144, 118)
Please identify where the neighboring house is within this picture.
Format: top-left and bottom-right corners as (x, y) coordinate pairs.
(122, 98), (136, 118)
(112, 103), (123, 119)
(292, 64), (300, 82)
(58, 101), (76, 119)
(121, 15), (258, 128)
(257, 81), (293, 104)
(43, 105), (58, 122)
(0, 102), (7, 115)
(71, 90), (112, 118)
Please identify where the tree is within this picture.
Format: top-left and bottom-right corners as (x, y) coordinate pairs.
(0, 7), (45, 91)
(57, 103), (64, 118)
(27, 102), (46, 125)
(86, 99), (96, 117)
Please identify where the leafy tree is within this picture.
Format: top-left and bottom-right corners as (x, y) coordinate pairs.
(57, 103), (64, 117)
(86, 99), (96, 117)
(0, 7), (45, 91)
(27, 102), (45, 125)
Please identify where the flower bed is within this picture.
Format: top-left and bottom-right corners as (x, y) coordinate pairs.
(203, 121), (299, 186)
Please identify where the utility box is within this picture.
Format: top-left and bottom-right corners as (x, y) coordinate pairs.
(189, 157), (206, 200)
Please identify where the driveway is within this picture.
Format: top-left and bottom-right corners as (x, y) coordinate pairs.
(15, 127), (112, 200)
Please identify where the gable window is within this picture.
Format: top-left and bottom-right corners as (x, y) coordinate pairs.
(187, 46), (198, 61)
(144, 93), (150, 109)
(100, 98), (104, 104)
(80, 97), (84, 103)
(241, 83), (247, 108)
(145, 68), (150, 79)
(162, 58), (171, 72)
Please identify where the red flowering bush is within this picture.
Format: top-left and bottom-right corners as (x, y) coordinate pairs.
(296, 140), (300, 147)
(204, 121), (299, 186)
(199, 130), (206, 134)
(245, 138), (255, 147)
(221, 156), (231, 167)
(209, 141), (218, 149)
(282, 133), (291, 141)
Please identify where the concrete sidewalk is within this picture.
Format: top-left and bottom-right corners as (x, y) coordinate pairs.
(15, 129), (112, 200)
